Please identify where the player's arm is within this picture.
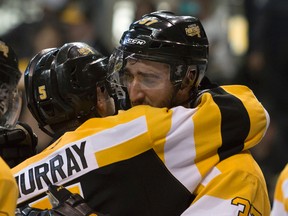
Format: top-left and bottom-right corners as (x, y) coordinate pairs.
(221, 85), (270, 151)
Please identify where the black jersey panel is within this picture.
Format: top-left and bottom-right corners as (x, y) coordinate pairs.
(78, 149), (193, 216)
(210, 87), (250, 161)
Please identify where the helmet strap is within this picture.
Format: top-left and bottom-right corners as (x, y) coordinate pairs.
(39, 124), (55, 138)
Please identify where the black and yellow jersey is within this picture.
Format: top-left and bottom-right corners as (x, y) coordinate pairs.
(271, 164), (288, 216)
(13, 85), (270, 215)
(0, 157), (18, 215)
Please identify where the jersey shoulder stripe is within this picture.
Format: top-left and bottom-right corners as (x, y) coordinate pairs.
(210, 86), (250, 161)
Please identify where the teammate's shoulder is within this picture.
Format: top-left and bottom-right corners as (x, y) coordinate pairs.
(216, 151), (263, 177)
(278, 163), (288, 179)
(221, 85), (255, 95)
(123, 105), (170, 115)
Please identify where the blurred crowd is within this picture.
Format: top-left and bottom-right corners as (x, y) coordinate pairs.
(239, 0), (288, 201)
(1, 0), (288, 204)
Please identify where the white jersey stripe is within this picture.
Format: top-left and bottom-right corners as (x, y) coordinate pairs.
(88, 116), (148, 151)
(164, 106), (201, 192)
(180, 195), (245, 215)
(201, 166), (221, 187)
(283, 179), (288, 198)
(15, 116), (148, 204)
(271, 200), (286, 216)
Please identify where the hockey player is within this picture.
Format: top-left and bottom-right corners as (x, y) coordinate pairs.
(107, 11), (271, 214)
(0, 40), (37, 215)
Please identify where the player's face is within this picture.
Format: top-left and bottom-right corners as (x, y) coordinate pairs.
(123, 58), (175, 108)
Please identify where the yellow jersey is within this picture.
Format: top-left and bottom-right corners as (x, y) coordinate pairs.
(13, 85), (269, 215)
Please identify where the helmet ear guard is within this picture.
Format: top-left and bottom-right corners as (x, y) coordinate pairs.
(182, 64), (206, 89)
(179, 65), (197, 90)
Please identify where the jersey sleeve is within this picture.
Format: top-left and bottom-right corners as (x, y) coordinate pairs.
(222, 85), (269, 151)
(168, 85), (270, 185)
(11, 105), (178, 207)
(180, 151), (271, 215)
(0, 157), (18, 215)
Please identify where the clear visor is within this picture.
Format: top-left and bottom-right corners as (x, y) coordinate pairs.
(107, 48), (175, 91)
(0, 82), (22, 128)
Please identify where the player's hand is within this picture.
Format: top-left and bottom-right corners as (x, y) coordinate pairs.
(16, 206), (51, 216)
(17, 185), (109, 216)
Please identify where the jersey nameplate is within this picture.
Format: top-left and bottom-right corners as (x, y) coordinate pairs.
(14, 140), (98, 204)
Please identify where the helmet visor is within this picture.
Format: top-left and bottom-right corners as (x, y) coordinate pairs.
(107, 48), (176, 91)
(0, 81), (22, 128)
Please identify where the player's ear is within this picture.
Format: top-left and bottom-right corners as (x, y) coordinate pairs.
(96, 87), (115, 117)
(180, 67), (196, 90)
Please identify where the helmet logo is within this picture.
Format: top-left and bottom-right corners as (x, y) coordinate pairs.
(78, 47), (93, 56)
(126, 38), (146, 46)
(138, 17), (158, 26)
(185, 24), (201, 38)
(0, 42), (9, 58)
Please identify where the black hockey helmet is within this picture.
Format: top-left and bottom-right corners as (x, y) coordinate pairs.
(0, 40), (22, 127)
(25, 48), (59, 136)
(108, 11), (209, 99)
(25, 42), (108, 137)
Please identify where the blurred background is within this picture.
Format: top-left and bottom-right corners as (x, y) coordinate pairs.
(1, 0), (287, 205)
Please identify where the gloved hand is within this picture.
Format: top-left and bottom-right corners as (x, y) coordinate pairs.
(0, 121), (37, 167)
(17, 185), (109, 216)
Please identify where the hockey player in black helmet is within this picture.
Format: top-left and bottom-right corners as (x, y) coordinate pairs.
(25, 42), (114, 141)
(15, 42), (114, 216)
(0, 39), (37, 168)
(106, 11), (270, 214)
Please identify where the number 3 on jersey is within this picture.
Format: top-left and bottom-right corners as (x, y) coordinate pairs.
(232, 197), (261, 216)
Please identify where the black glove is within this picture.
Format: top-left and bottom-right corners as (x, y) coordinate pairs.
(0, 121), (37, 167)
(17, 185), (109, 216)
(17, 206), (51, 216)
